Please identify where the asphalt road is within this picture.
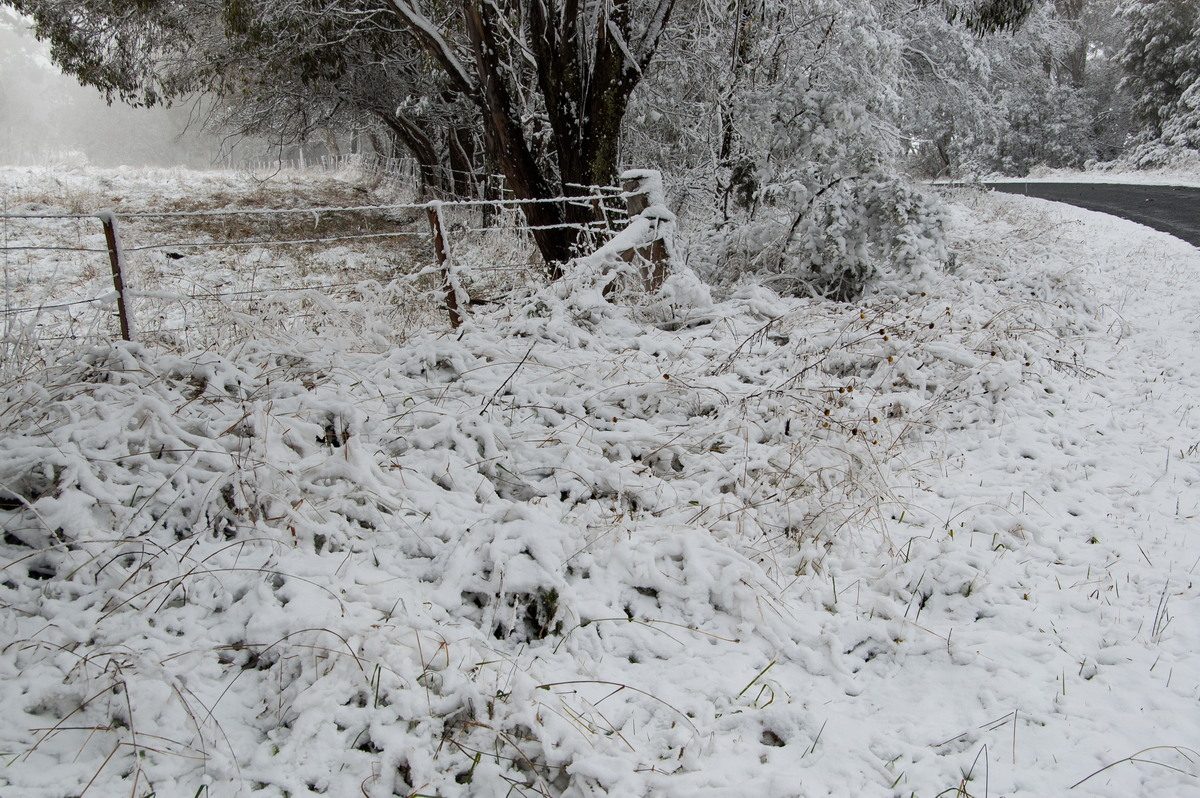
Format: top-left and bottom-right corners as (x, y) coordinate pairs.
(985, 182), (1200, 249)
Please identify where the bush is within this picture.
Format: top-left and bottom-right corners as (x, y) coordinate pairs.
(690, 92), (948, 301)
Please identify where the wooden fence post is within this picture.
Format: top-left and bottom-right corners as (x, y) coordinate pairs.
(426, 202), (464, 329)
(96, 210), (135, 342)
(620, 170), (672, 291)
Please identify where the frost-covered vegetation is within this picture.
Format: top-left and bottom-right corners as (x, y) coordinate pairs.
(2, 167), (1200, 796)
(2, 1), (1200, 795)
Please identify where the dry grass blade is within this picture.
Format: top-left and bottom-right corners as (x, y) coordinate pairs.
(1070, 746), (1200, 789)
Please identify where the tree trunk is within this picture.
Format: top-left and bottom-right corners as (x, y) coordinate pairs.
(322, 128), (342, 159)
(377, 111), (449, 196)
(526, 0), (646, 233)
(447, 126), (478, 199)
(464, 1), (573, 274)
(389, 0), (677, 273)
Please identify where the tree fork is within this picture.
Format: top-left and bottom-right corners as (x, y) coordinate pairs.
(464, 0), (572, 275)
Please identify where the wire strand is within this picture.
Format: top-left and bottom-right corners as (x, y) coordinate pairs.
(0, 297), (109, 315)
(0, 244), (111, 254)
(123, 230), (424, 253)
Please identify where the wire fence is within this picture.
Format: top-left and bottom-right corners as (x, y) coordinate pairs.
(0, 184), (639, 372)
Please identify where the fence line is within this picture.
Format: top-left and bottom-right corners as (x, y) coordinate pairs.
(0, 192), (629, 222)
(1, 171), (668, 347)
(251, 152), (628, 206)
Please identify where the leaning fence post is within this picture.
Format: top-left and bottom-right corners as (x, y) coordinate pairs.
(96, 210), (135, 342)
(426, 202), (464, 329)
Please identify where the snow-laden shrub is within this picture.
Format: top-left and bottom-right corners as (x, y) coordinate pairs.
(622, 1), (951, 301)
(692, 92), (949, 301)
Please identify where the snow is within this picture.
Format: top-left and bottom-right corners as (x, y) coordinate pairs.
(2, 168), (1200, 796)
(974, 160), (1200, 187)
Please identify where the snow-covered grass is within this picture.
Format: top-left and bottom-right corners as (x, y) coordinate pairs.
(0, 165), (546, 378)
(1, 168), (1199, 797)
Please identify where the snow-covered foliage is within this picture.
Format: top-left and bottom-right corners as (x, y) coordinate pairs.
(721, 88), (949, 300)
(1118, 0), (1200, 154)
(899, 0), (1127, 177)
(3, 168), (1200, 795)
(629, 0), (949, 301)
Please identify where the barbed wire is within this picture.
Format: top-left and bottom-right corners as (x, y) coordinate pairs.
(134, 280), (413, 303)
(1, 220), (613, 257)
(122, 230), (426, 253)
(0, 212), (92, 220)
(0, 244), (111, 254)
(0, 275), (453, 317)
(0, 191), (631, 222)
(459, 221), (609, 235)
(0, 296), (109, 316)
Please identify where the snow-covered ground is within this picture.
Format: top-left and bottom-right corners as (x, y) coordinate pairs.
(982, 157), (1200, 187)
(1, 168), (1198, 797)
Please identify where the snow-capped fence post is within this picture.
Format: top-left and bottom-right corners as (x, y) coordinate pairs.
(96, 210), (135, 342)
(426, 202), (464, 329)
(620, 169), (674, 291)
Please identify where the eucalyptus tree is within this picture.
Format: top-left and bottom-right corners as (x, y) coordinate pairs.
(383, 0), (679, 268)
(201, 24), (475, 193)
(6, 0), (464, 178)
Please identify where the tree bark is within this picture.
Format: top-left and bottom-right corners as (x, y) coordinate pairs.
(390, 0), (677, 272)
(464, 1), (572, 273)
(376, 111), (448, 195)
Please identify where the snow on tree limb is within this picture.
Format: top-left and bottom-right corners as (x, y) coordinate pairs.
(632, 0), (677, 69)
(607, 19), (642, 74)
(387, 0), (477, 96)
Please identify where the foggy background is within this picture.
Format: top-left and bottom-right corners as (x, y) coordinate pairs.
(1, 9), (263, 169)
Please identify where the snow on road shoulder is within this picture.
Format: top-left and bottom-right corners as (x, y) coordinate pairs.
(1, 184), (1198, 796)
(818, 189), (1200, 796)
(976, 155), (1200, 187)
